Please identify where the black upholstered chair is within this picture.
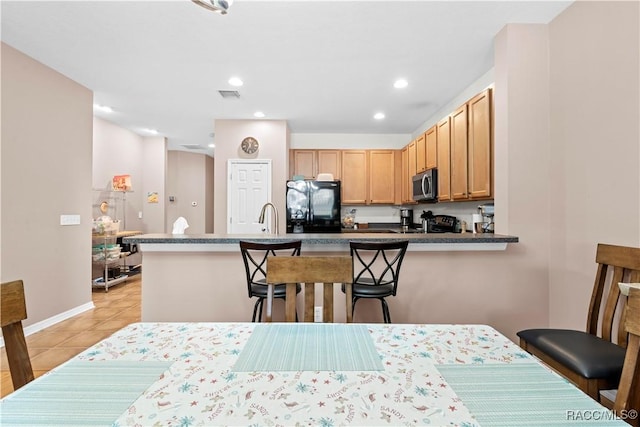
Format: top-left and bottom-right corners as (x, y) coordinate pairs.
(345, 240), (409, 323)
(239, 240), (301, 322)
(517, 243), (640, 400)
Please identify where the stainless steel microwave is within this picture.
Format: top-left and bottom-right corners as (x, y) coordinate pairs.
(412, 168), (438, 202)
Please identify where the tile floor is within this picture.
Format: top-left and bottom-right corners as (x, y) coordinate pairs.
(0, 277), (141, 398)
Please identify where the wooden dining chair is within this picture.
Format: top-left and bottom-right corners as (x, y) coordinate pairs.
(611, 287), (640, 426)
(517, 243), (640, 400)
(266, 256), (353, 323)
(1, 280), (35, 390)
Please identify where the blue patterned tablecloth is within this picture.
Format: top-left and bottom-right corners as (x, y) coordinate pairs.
(0, 323), (627, 426)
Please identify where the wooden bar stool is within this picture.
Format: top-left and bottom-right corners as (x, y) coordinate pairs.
(266, 256), (353, 323)
(239, 240), (302, 322)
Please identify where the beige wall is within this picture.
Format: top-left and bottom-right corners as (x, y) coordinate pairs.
(547, 1), (640, 328)
(166, 151), (214, 233)
(493, 24), (552, 330)
(93, 117), (145, 231)
(1, 43), (94, 327)
(141, 136), (167, 233)
(213, 120), (289, 234)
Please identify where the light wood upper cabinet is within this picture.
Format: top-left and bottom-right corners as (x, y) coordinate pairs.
(341, 150), (397, 205)
(401, 146), (410, 204)
(368, 150), (396, 204)
(450, 104), (469, 200)
(448, 88), (493, 201)
(436, 117), (451, 201)
(416, 134), (426, 173)
(341, 150), (369, 204)
(291, 150), (316, 179)
(408, 141), (417, 181)
(467, 88), (492, 199)
(425, 125), (438, 170)
(317, 150), (341, 180)
(290, 149), (341, 180)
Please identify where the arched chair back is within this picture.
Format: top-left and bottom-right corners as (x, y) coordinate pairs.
(239, 240), (301, 322)
(348, 240), (409, 323)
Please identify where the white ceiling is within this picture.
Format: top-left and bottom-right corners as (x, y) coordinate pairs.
(1, 0), (572, 155)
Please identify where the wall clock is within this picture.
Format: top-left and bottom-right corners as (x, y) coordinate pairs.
(241, 137), (259, 154)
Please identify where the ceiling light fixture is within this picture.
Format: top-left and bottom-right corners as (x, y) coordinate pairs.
(228, 77), (243, 87)
(374, 112), (385, 120)
(192, 0), (232, 15)
(254, 111), (265, 118)
(393, 79), (408, 89)
(142, 128), (159, 135)
(208, 143), (216, 148)
(93, 104), (113, 113)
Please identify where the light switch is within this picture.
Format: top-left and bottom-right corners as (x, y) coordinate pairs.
(60, 214), (81, 226)
(138, 211), (143, 219)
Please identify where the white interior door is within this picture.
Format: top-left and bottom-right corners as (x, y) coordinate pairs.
(227, 160), (271, 234)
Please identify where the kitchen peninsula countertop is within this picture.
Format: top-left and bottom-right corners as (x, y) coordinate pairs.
(125, 231), (518, 252)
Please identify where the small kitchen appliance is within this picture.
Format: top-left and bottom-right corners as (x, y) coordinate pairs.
(412, 168), (438, 202)
(477, 203), (495, 233)
(421, 210), (457, 233)
(400, 208), (413, 229)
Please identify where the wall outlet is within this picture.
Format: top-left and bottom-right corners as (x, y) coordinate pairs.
(60, 214), (81, 225)
(314, 306), (323, 322)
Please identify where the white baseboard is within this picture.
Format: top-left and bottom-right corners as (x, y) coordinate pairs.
(0, 301), (95, 348)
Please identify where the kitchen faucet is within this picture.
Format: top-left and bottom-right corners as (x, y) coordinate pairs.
(258, 202), (279, 235)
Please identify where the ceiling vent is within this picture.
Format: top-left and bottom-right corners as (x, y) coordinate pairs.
(218, 90), (240, 99)
(181, 144), (205, 150)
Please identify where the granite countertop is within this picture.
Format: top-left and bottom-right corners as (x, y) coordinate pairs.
(124, 232), (518, 245)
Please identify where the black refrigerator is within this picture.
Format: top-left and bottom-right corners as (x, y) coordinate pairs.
(286, 180), (341, 233)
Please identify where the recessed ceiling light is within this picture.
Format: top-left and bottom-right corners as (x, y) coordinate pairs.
(208, 143), (215, 148)
(254, 111), (265, 118)
(142, 128), (159, 135)
(228, 77), (243, 87)
(374, 112), (385, 120)
(93, 104), (113, 113)
(393, 79), (408, 89)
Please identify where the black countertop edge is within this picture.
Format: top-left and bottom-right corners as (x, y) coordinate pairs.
(124, 233), (518, 244)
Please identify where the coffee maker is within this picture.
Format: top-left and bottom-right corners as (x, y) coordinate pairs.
(477, 203), (495, 233)
(400, 208), (413, 229)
